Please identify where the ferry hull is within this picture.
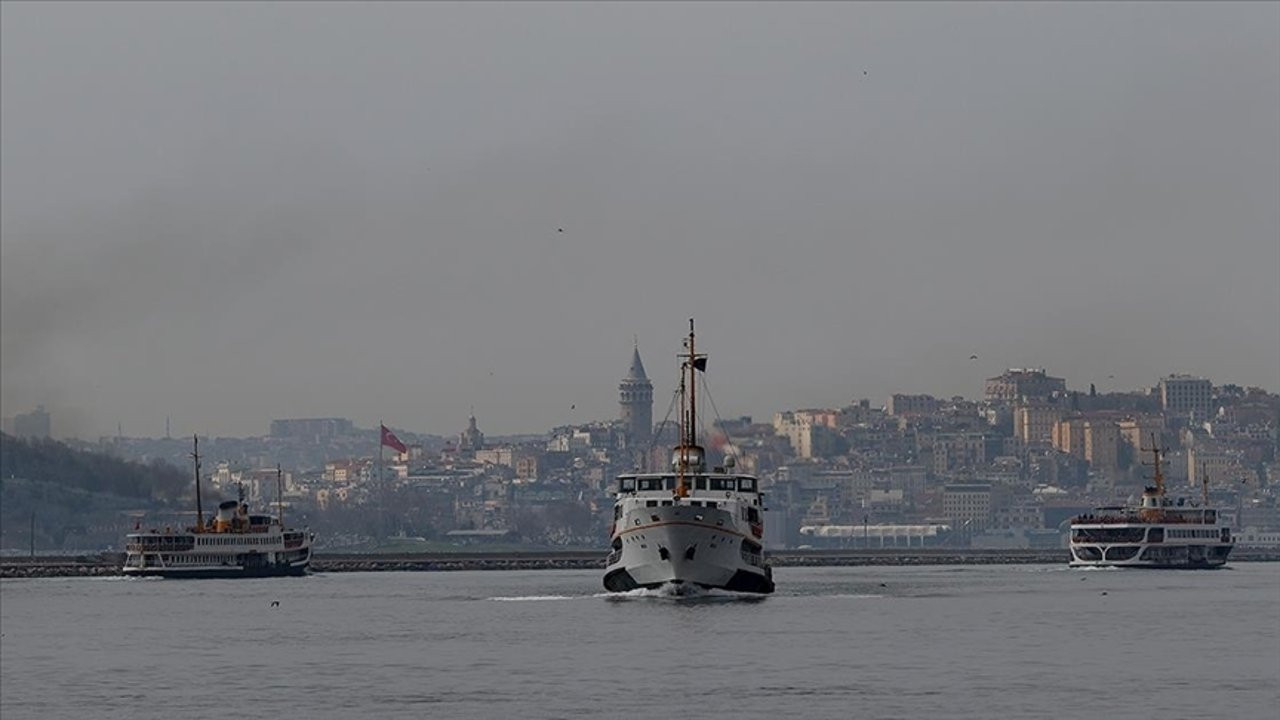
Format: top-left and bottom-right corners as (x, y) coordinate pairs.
(604, 509), (774, 594)
(123, 558), (310, 579)
(1069, 543), (1232, 569)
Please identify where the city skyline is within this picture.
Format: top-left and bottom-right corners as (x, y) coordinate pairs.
(4, 357), (1270, 442)
(3, 3), (1278, 439)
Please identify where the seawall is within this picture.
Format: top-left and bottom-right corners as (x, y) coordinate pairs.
(4, 548), (1278, 579)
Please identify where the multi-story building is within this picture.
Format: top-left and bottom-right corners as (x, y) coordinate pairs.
(1118, 415), (1166, 455)
(1015, 402), (1064, 445)
(1187, 446), (1246, 487)
(1053, 417), (1119, 474)
(1052, 417), (1087, 457)
(10, 405), (51, 439)
(932, 432), (987, 474)
(773, 410), (841, 459)
(886, 394), (940, 417)
(1083, 420), (1120, 474)
(1160, 375), (1213, 418)
(985, 369), (1066, 404)
(943, 483), (993, 532)
(269, 417), (354, 440)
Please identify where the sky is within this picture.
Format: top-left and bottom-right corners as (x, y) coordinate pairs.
(2, 2), (1277, 439)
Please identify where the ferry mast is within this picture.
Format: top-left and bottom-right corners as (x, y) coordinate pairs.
(191, 434), (205, 532)
(675, 319), (706, 498)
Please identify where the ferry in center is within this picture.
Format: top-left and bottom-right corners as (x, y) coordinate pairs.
(603, 320), (775, 594)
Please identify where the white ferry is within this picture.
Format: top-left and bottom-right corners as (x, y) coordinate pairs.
(123, 437), (313, 578)
(603, 321), (775, 594)
(1069, 444), (1232, 569)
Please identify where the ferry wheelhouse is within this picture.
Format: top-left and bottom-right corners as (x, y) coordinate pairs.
(603, 321), (775, 594)
(1069, 444), (1232, 569)
(123, 437), (313, 578)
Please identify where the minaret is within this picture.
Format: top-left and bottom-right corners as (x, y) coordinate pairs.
(619, 341), (654, 451)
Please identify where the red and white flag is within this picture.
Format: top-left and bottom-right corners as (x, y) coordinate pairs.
(380, 424), (407, 454)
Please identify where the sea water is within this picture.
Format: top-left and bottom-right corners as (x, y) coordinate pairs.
(2, 564), (1276, 719)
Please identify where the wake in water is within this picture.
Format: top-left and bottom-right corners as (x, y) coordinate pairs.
(598, 583), (768, 603)
(487, 594), (579, 602)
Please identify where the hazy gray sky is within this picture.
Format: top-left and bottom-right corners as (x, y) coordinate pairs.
(2, 2), (1277, 439)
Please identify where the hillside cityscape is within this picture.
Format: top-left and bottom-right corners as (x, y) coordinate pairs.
(3, 353), (1278, 554)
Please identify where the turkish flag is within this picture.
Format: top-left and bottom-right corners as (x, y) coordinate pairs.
(380, 424), (408, 454)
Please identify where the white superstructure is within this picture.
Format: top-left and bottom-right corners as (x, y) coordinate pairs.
(123, 500), (313, 578)
(602, 321), (775, 594)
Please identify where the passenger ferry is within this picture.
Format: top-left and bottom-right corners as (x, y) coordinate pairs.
(603, 321), (775, 594)
(123, 437), (313, 578)
(1069, 444), (1232, 569)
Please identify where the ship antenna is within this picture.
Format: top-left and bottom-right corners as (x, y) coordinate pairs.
(1202, 470), (1210, 508)
(687, 319), (696, 453)
(277, 463), (285, 527)
(191, 434), (204, 532)
(675, 318), (705, 498)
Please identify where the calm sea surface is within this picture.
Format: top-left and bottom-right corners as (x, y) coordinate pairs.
(2, 563), (1277, 719)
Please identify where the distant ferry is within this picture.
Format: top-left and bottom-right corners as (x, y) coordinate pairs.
(1069, 443), (1232, 569)
(603, 320), (775, 594)
(123, 437), (313, 578)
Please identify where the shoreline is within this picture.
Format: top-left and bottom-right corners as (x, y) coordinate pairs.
(3, 548), (1278, 578)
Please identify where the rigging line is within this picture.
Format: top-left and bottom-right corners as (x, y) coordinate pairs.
(699, 373), (736, 460)
(646, 385), (682, 461)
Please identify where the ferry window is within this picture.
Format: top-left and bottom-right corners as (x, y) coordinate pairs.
(706, 502), (717, 509)
(621, 478), (636, 492)
(646, 500), (658, 508)
(695, 478), (707, 491)
(738, 479), (756, 492)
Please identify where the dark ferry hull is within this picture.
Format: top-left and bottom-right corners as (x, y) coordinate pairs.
(124, 562), (309, 579)
(603, 565), (774, 594)
(1069, 543), (1232, 569)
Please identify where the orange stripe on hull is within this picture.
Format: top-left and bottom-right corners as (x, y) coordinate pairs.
(617, 520), (749, 540)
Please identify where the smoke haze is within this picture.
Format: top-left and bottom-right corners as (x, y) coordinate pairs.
(2, 2), (1277, 438)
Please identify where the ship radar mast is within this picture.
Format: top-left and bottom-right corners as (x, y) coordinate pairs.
(1140, 433), (1167, 506)
(673, 318), (707, 496)
(191, 434), (205, 532)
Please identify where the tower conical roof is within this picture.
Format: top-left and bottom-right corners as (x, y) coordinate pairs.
(627, 344), (648, 381)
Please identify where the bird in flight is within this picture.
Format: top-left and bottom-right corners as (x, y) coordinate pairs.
(969, 354), (979, 360)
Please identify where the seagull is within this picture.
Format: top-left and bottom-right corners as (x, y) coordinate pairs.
(969, 354), (979, 360)
(570, 404), (576, 410)
(270, 600), (280, 607)
(557, 228), (564, 233)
